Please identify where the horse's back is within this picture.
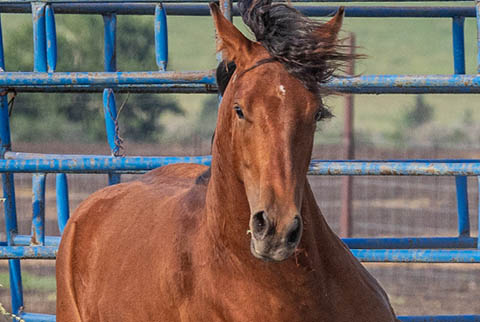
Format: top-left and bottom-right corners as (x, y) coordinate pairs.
(56, 163), (209, 321)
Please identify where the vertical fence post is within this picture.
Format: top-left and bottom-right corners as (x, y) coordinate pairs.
(215, 0), (232, 63)
(220, 0), (232, 21)
(340, 34), (355, 238)
(56, 173), (70, 235)
(155, 3), (168, 71)
(103, 14), (121, 185)
(452, 17), (465, 75)
(45, 4), (57, 73)
(452, 17), (470, 237)
(31, 1), (49, 245)
(455, 176), (470, 237)
(476, 0), (480, 73)
(51, 4), (67, 235)
(32, 174), (46, 245)
(478, 176), (480, 248)
(32, 2), (47, 73)
(0, 14), (23, 315)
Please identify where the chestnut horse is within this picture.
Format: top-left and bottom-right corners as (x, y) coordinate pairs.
(56, 2), (398, 321)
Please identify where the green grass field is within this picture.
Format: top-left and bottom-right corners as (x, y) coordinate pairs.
(162, 13), (480, 147)
(1, 7), (478, 147)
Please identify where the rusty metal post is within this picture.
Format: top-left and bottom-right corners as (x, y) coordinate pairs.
(220, 0), (232, 21)
(340, 34), (356, 238)
(476, 0), (480, 73)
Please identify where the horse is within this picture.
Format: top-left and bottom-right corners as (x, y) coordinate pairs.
(56, 2), (398, 321)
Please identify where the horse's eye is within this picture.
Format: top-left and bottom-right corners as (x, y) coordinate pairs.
(234, 104), (245, 119)
(315, 108), (332, 122)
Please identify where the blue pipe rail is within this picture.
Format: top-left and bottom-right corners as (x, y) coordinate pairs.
(452, 16), (466, 74)
(31, 174), (46, 246)
(477, 176), (480, 249)
(455, 176), (471, 236)
(10, 235), (61, 246)
(0, 246), (478, 263)
(102, 13), (122, 185)
(32, 2), (47, 73)
(5, 235), (478, 250)
(476, 0), (480, 73)
(351, 249), (480, 263)
(154, 4), (168, 71)
(55, 174), (70, 234)
(398, 316), (480, 321)
(0, 0), (476, 3)
(0, 4), (476, 17)
(0, 11), (23, 317)
(3, 157), (480, 175)
(0, 246), (57, 259)
(344, 237), (478, 249)
(0, 73), (477, 94)
(8, 314), (476, 322)
(18, 313), (56, 322)
(45, 4), (56, 73)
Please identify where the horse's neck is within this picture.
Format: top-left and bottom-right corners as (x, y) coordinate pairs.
(204, 158), (252, 252)
(301, 182), (395, 305)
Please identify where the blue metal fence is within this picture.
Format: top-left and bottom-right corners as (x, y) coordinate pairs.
(0, 0), (479, 321)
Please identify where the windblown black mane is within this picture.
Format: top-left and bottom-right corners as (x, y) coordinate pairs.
(237, 0), (353, 93)
(216, 60), (237, 95)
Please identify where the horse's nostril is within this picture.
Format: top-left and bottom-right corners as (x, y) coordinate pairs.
(252, 211), (269, 238)
(286, 216), (302, 246)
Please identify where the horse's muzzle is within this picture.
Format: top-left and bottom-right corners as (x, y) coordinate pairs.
(249, 211), (303, 262)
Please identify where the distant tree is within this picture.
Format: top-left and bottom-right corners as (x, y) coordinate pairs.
(3, 15), (180, 143)
(195, 95), (218, 140)
(403, 95), (433, 128)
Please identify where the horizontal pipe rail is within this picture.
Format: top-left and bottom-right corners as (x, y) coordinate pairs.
(18, 313), (56, 322)
(9, 153), (480, 163)
(0, 84), (217, 93)
(13, 313), (480, 322)
(308, 160), (480, 176)
(0, 246), (57, 259)
(344, 237), (479, 249)
(0, 70), (215, 86)
(351, 249), (480, 263)
(3, 236), (477, 249)
(0, 3), (476, 18)
(0, 0), (475, 3)
(0, 73), (478, 94)
(1, 246), (479, 262)
(8, 235), (60, 246)
(398, 316), (480, 321)
(326, 74), (480, 94)
(19, 312), (57, 322)
(3, 156), (480, 175)
(0, 155), (212, 172)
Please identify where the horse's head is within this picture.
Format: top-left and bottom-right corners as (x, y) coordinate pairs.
(210, 2), (348, 262)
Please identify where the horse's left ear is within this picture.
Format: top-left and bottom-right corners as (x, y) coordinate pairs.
(321, 7), (345, 40)
(210, 2), (254, 68)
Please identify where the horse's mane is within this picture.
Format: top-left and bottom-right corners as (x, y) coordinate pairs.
(237, 0), (353, 93)
(216, 60), (237, 95)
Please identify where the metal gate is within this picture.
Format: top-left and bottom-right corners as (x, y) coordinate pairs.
(0, 0), (479, 321)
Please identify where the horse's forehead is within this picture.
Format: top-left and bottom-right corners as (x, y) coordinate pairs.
(238, 63), (309, 98)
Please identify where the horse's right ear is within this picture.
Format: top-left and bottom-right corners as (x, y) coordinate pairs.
(322, 7), (344, 40)
(210, 2), (254, 68)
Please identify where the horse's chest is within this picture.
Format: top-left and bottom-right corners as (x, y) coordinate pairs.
(186, 268), (328, 322)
